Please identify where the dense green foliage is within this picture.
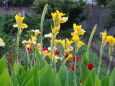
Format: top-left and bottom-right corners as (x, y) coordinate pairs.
(32, 0), (87, 29)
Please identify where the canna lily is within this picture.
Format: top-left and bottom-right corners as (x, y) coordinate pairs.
(73, 23), (85, 36)
(106, 36), (115, 47)
(77, 41), (85, 49)
(52, 24), (60, 35)
(101, 31), (107, 44)
(0, 38), (5, 47)
(31, 29), (41, 36)
(51, 10), (68, 24)
(61, 38), (74, 52)
(13, 14), (28, 30)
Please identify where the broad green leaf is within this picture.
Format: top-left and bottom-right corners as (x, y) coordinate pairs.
(13, 62), (26, 76)
(18, 73), (27, 86)
(109, 68), (115, 86)
(0, 56), (6, 75)
(82, 71), (96, 86)
(25, 77), (34, 86)
(0, 69), (13, 86)
(101, 75), (110, 86)
(11, 73), (19, 86)
(21, 65), (37, 86)
(58, 63), (69, 86)
(39, 67), (62, 86)
(95, 75), (101, 86)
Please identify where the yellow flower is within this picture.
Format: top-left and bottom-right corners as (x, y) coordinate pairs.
(71, 33), (79, 43)
(73, 23), (85, 36)
(36, 43), (41, 52)
(66, 54), (73, 61)
(101, 31), (107, 43)
(52, 25), (60, 35)
(51, 10), (68, 24)
(54, 39), (61, 46)
(31, 29), (40, 36)
(0, 38), (5, 47)
(13, 14), (28, 29)
(52, 56), (62, 63)
(61, 38), (73, 49)
(106, 36), (115, 47)
(47, 53), (52, 57)
(31, 36), (36, 42)
(77, 41), (85, 49)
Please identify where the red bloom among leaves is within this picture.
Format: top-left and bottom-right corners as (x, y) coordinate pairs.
(80, 80), (83, 83)
(72, 56), (79, 62)
(55, 50), (60, 55)
(7, 58), (13, 61)
(69, 66), (75, 71)
(28, 48), (32, 53)
(42, 48), (48, 51)
(87, 63), (94, 70)
(66, 60), (71, 64)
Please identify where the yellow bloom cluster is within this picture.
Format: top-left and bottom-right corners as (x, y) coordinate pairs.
(71, 23), (85, 49)
(51, 10), (68, 36)
(22, 29), (41, 49)
(101, 31), (115, 48)
(13, 14), (28, 31)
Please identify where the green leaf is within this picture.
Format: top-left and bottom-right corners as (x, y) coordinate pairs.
(0, 69), (13, 86)
(58, 63), (69, 86)
(101, 75), (110, 86)
(25, 77), (34, 86)
(82, 71), (96, 86)
(109, 68), (115, 86)
(39, 67), (62, 86)
(21, 65), (37, 86)
(0, 56), (6, 75)
(95, 75), (101, 86)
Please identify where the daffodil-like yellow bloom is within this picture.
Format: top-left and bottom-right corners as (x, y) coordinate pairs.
(73, 23), (85, 36)
(61, 38), (74, 53)
(13, 14), (28, 29)
(31, 29), (40, 36)
(0, 38), (5, 47)
(101, 31), (107, 43)
(77, 41), (85, 49)
(54, 39), (61, 46)
(71, 33), (79, 43)
(31, 36), (36, 42)
(52, 24), (60, 35)
(66, 54), (73, 61)
(106, 36), (115, 47)
(51, 10), (68, 24)
(36, 43), (41, 52)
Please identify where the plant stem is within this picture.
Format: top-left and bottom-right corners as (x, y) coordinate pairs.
(107, 46), (112, 75)
(98, 42), (104, 75)
(16, 29), (21, 62)
(86, 24), (97, 61)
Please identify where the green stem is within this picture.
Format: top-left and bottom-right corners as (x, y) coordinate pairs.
(98, 42), (104, 75)
(16, 29), (21, 62)
(107, 46), (112, 75)
(40, 4), (48, 54)
(86, 24), (97, 61)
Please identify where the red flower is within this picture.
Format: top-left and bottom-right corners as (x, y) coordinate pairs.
(28, 48), (32, 53)
(72, 56), (79, 62)
(66, 60), (71, 64)
(69, 66), (75, 71)
(55, 50), (60, 55)
(7, 58), (13, 61)
(87, 63), (94, 70)
(80, 80), (82, 83)
(76, 65), (78, 68)
(42, 48), (48, 51)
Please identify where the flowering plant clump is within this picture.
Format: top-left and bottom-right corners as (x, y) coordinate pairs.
(0, 4), (115, 86)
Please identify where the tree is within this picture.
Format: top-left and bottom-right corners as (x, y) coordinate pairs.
(32, 0), (87, 29)
(96, 0), (111, 6)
